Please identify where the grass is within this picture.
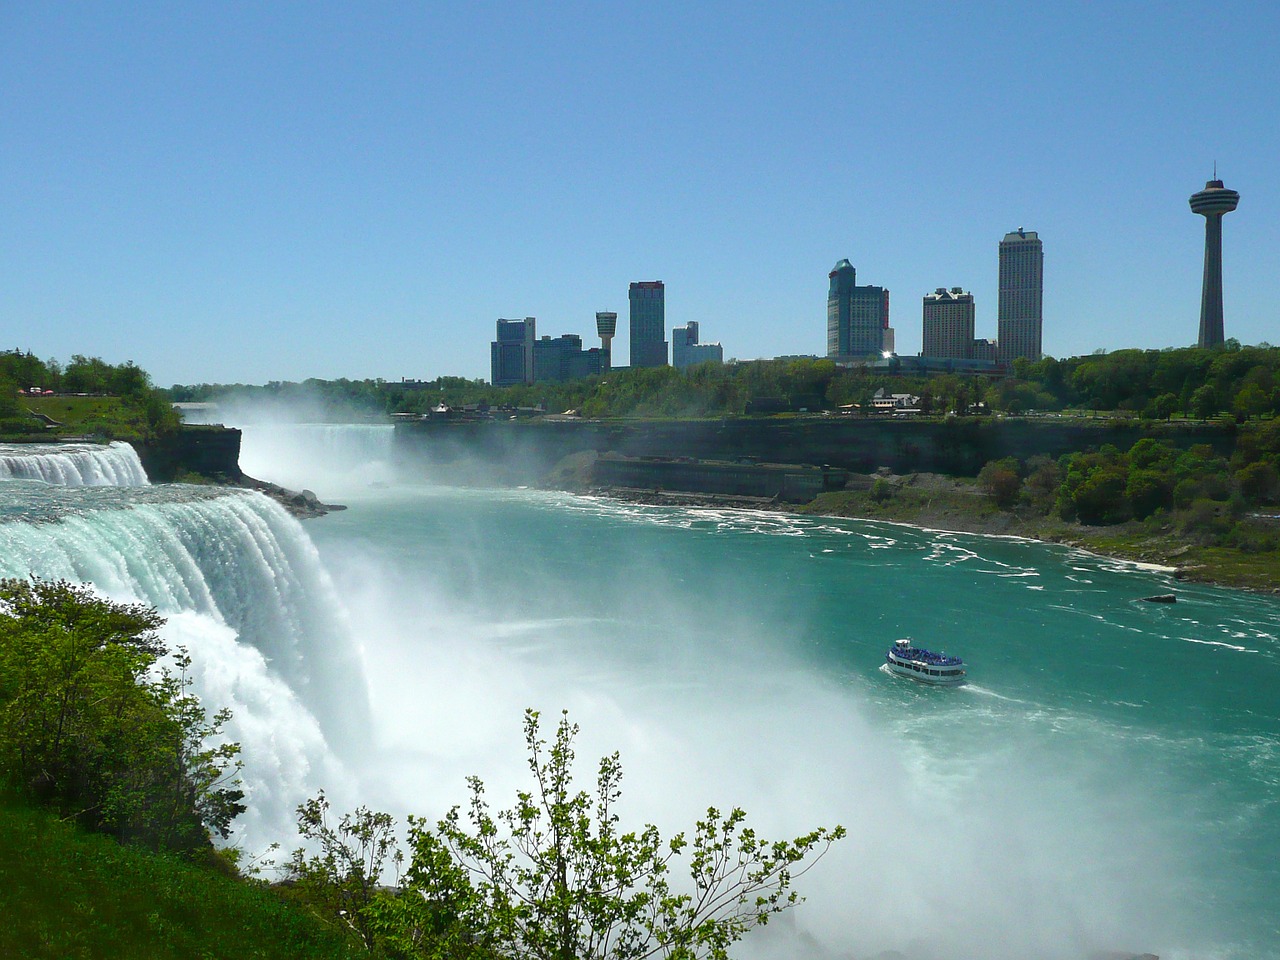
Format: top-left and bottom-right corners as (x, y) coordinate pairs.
(0, 792), (359, 960)
(18, 396), (152, 440)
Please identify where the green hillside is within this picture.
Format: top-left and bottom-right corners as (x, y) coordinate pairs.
(0, 791), (357, 960)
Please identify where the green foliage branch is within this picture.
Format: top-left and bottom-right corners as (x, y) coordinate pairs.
(288, 710), (843, 960)
(403, 709), (843, 960)
(287, 792), (404, 953)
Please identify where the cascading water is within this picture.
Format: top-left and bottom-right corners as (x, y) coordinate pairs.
(0, 482), (367, 847)
(0, 440), (151, 486)
(237, 423), (396, 492)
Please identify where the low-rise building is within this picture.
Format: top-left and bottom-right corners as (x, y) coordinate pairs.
(672, 321), (724, 370)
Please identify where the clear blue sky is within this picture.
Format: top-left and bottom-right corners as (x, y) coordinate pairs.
(2, 1), (1276, 385)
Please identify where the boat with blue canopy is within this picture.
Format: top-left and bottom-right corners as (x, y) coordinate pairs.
(886, 638), (967, 685)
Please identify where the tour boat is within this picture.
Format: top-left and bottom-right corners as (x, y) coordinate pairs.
(885, 638), (967, 685)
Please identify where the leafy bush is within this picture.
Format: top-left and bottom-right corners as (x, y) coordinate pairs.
(290, 710), (844, 960)
(0, 579), (243, 855)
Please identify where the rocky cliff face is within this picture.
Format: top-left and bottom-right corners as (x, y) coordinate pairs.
(393, 417), (1234, 483)
(130, 427), (243, 482)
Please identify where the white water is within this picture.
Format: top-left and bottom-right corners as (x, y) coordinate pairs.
(237, 423), (395, 493)
(0, 441), (150, 486)
(0, 483), (365, 845)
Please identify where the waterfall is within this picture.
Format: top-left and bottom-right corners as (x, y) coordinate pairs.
(0, 483), (366, 848)
(0, 440), (151, 486)
(238, 423), (396, 493)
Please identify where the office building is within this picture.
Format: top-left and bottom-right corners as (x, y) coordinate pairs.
(1190, 176), (1240, 348)
(629, 281), (668, 367)
(922, 288), (976, 360)
(827, 259), (892, 360)
(672, 321), (724, 370)
(997, 229), (1043, 363)
(971, 339), (998, 362)
(532, 334), (608, 383)
(595, 311), (617, 368)
(490, 317), (536, 386)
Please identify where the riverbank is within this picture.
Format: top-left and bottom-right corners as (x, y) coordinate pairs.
(582, 472), (1279, 594)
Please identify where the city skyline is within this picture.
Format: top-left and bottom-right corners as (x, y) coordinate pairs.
(1, 4), (1276, 385)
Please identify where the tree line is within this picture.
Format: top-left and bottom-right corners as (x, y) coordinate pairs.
(169, 342), (1280, 423)
(1, 349), (181, 438)
(969, 417), (1280, 556)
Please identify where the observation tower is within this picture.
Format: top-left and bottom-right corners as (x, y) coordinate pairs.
(1189, 175), (1239, 348)
(595, 311), (617, 357)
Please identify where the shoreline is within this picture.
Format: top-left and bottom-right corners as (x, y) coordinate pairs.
(581, 483), (1229, 591)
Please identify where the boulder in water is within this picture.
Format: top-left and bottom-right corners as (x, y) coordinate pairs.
(239, 476), (346, 518)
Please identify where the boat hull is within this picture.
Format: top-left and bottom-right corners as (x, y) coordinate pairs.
(886, 656), (967, 685)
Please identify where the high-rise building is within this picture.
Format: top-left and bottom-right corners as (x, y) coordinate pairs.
(997, 229), (1043, 364)
(827, 259), (892, 359)
(531, 333), (607, 382)
(595, 311), (617, 368)
(922, 287), (976, 360)
(1190, 177), (1240, 348)
(490, 317), (536, 386)
(672, 321), (724, 370)
(629, 281), (668, 367)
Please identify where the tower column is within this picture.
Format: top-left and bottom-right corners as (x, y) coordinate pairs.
(1199, 213), (1225, 348)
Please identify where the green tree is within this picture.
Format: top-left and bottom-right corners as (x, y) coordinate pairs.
(0, 579), (243, 854)
(1022, 455), (1063, 512)
(1232, 382), (1269, 422)
(1142, 393), (1179, 421)
(1126, 469), (1173, 520)
(0, 374), (19, 418)
(1071, 468), (1131, 524)
(286, 792), (404, 953)
(393, 709), (844, 960)
(1235, 461), (1280, 505)
(1189, 385), (1220, 420)
(977, 457), (1021, 508)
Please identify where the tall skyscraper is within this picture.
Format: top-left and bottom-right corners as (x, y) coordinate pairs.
(595, 311), (617, 368)
(490, 317), (536, 386)
(1190, 176), (1240, 348)
(997, 229), (1043, 364)
(628, 281), (668, 367)
(827, 259), (892, 359)
(922, 287), (976, 359)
